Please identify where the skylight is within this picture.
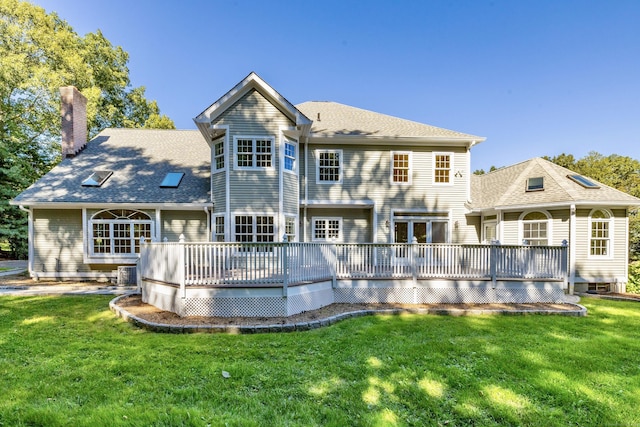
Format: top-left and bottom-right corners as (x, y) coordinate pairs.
(81, 170), (113, 187)
(526, 177), (544, 192)
(160, 172), (184, 188)
(568, 174), (600, 189)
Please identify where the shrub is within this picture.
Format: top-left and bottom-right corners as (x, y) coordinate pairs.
(627, 261), (640, 294)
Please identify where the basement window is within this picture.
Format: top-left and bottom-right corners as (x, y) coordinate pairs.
(160, 172), (184, 188)
(568, 174), (600, 189)
(526, 177), (544, 192)
(82, 171), (113, 187)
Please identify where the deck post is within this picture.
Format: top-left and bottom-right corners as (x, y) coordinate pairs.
(179, 234), (186, 299)
(282, 235), (289, 298)
(411, 237), (418, 284)
(490, 243), (498, 286)
(561, 240), (570, 293)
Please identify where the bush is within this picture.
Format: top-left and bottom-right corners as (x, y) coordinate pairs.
(627, 261), (640, 294)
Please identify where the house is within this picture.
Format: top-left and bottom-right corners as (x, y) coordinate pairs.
(11, 73), (640, 316)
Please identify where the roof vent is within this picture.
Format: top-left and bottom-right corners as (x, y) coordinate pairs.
(317, 112), (321, 121)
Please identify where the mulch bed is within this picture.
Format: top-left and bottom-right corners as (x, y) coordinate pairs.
(116, 294), (582, 327)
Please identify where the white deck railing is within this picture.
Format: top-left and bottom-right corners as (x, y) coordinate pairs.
(140, 241), (568, 292)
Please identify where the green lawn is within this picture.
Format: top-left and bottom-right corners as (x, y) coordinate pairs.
(1, 297), (639, 426)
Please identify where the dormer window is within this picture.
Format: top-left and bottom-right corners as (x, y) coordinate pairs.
(82, 170), (112, 187)
(526, 177), (544, 192)
(160, 172), (184, 188)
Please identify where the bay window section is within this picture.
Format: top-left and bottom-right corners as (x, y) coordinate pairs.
(234, 136), (274, 169)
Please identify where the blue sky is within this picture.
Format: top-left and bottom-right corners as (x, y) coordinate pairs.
(34, 0), (640, 172)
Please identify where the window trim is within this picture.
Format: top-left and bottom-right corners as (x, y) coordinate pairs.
(390, 151), (412, 185)
(315, 149), (343, 184)
(232, 213), (276, 244)
(86, 209), (154, 263)
(433, 152), (454, 185)
(213, 137), (225, 172)
(213, 214), (225, 242)
(526, 177), (545, 192)
(588, 208), (613, 259)
(284, 215), (297, 242)
(283, 139), (297, 174)
(312, 216), (343, 242)
(519, 210), (551, 246)
(233, 136), (275, 170)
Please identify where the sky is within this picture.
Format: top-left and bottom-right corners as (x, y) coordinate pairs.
(32, 0), (640, 172)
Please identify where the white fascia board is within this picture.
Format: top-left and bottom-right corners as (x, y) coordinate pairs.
(302, 199), (375, 208)
(307, 135), (485, 147)
(489, 200), (639, 212)
(12, 202), (213, 210)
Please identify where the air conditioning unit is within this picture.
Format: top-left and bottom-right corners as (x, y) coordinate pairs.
(117, 266), (137, 285)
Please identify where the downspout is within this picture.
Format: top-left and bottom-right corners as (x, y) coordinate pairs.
(304, 138), (308, 242)
(569, 204), (576, 294)
(18, 205), (34, 276)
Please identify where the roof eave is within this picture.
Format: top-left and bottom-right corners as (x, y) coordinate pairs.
(307, 135), (485, 146)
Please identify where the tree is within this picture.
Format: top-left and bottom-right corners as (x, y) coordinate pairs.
(0, 0), (175, 258)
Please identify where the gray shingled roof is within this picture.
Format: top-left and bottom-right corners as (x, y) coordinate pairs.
(471, 157), (640, 210)
(296, 101), (483, 140)
(13, 129), (211, 205)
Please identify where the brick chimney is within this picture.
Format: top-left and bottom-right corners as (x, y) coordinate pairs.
(60, 86), (88, 158)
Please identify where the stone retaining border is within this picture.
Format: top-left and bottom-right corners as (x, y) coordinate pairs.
(110, 294), (588, 334)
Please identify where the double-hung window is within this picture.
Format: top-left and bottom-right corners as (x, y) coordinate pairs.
(433, 153), (452, 184)
(313, 217), (342, 242)
(316, 150), (342, 183)
(285, 216), (296, 242)
(234, 215), (275, 244)
(214, 138), (225, 171)
(234, 136), (274, 169)
(89, 209), (153, 258)
(284, 140), (296, 173)
(590, 209), (611, 257)
(391, 151), (411, 184)
(521, 211), (550, 245)
(214, 215), (225, 242)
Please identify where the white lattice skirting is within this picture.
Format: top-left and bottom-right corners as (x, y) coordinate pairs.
(142, 279), (567, 317)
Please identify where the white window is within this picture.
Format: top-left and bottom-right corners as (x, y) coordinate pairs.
(214, 215), (225, 242)
(234, 136), (274, 169)
(285, 216), (296, 242)
(521, 211), (550, 245)
(284, 140), (296, 173)
(527, 177), (544, 192)
(234, 215), (275, 243)
(214, 138), (225, 171)
(89, 209), (153, 257)
(590, 209), (612, 257)
(433, 153), (453, 184)
(313, 217), (342, 242)
(391, 151), (411, 184)
(316, 150), (342, 183)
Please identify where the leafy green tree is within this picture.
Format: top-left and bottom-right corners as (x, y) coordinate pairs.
(0, 0), (174, 258)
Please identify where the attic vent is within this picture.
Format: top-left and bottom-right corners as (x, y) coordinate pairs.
(568, 174), (600, 188)
(82, 170), (113, 187)
(160, 172), (184, 188)
(526, 177), (544, 192)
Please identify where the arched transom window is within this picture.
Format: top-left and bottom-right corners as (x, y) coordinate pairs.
(521, 211), (549, 245)
(90, 209), (153, 256)
(590, 209), (611, 256)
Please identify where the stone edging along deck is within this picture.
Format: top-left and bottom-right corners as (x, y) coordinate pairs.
(109, 294), (588, 334)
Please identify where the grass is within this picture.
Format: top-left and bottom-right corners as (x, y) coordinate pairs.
(1, 297), (639, 426)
